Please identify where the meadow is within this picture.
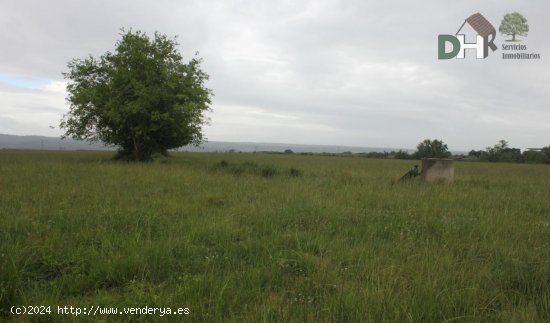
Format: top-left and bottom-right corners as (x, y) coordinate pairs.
(1, 150), (550, 322)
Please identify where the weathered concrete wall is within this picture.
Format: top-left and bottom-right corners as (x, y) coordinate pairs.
(421, 158), (454, 182)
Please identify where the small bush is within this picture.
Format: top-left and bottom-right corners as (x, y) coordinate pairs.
(261, 166), (277, 178)
(216, 161), (280, 178)
(289, 168), (303, 177)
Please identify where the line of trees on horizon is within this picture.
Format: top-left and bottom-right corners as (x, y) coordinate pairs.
(334, 139), (550, 165)
(466, 140), (550, 164)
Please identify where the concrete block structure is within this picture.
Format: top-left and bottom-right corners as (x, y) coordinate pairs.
(421, 158), (454, 182)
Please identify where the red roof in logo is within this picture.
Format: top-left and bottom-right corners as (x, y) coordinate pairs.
(465, 13), (496, 37)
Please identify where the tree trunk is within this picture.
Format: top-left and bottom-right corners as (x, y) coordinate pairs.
(133, 138), (141, 161)
(512, 34), (516, 41)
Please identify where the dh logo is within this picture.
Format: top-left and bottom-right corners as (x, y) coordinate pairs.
(438, 13), (498, 59)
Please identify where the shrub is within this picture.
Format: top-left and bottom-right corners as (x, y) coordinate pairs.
(261, 166), (277, 178)
(289, 168), (303, 177)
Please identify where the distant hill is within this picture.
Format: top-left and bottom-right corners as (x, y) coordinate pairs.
(0, 134), (114, 151)
(0, 134), (412, 154)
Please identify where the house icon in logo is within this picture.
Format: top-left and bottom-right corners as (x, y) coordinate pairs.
(438, 13), (498, 59)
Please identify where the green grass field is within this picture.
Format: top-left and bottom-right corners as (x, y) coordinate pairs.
(1, 150), (550, 322)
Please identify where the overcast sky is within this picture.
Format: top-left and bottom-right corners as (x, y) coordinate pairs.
(1, 0), (548, 150)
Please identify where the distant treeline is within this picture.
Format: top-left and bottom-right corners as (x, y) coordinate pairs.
(364, 140), (550, 164)
(260, 140), (550, 165)
(464, 140), (550, 164)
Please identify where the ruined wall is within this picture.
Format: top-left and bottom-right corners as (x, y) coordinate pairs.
(421, 158), (454, 182)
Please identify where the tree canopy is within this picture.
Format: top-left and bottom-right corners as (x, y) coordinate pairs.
(499, 12), (529, 42)
(413, 139), (451, 159)
(61, 29), (212, 161)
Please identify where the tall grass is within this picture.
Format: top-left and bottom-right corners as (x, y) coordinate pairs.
(1, 150), (549, 322)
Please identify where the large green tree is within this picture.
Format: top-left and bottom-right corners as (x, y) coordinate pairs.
(499, 12), (529, 42)
(61, 29), (212, 161)
(413, 139), (451, 159)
